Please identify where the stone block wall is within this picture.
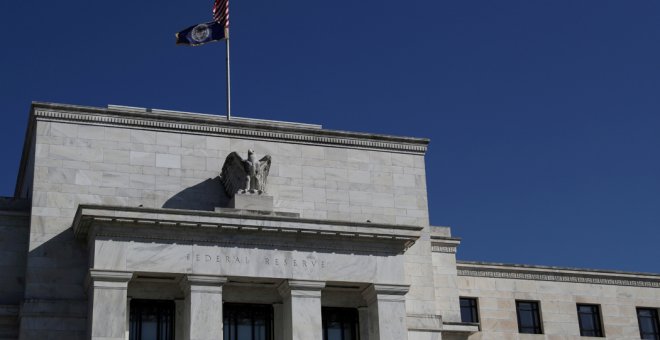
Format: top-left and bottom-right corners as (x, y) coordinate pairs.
(17, 104), (435, 337)
(0, 205), (29, 339)
(456, 263), (660, 339)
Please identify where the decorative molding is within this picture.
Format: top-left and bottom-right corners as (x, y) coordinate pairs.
(88, 269), (134, 282)
(457, 263), (660, 288)
(362, 283), (410, 303)
(32, 107), (429, 154)
(431, 246), (457, 254)
(180, 275), (227, 294)
(431, 236), (460, 254)
(73, 204), (421, 255)
(278, 280), (325, 298)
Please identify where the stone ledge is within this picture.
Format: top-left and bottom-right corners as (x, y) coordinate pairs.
(30, 102), (429, 154)
(457, 261), (660, 288)
(431, 234), (461, 254)
(73, 205), (422, 248)
(19, 300), (87, 318)
(0, 305), (19, 317)
(441, 322), (480, 334)
(406, 314), (442, 331)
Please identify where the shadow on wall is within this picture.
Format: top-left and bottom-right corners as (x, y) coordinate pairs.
(162, 177), (230, 211)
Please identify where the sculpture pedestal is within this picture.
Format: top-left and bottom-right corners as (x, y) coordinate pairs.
(228, 193), (273, 211)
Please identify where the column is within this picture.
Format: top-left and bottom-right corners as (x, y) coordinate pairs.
(272, 303), (284, 340)
(277, 280), (325, 340)
(86, 269), (133, 340)
(179, 275), (227, 340)
(362, 284), (409, 340)
(358, 306), (370, 340)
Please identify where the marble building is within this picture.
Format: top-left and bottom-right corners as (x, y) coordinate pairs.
(0, 102), (658, 340)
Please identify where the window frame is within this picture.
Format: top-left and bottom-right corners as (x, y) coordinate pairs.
(321, 307), (360, 340)
(223, 302), (274, 340)
(515, 300), (543, 334)
(637, 307), (660, 340)
(129, 299), (175, 340)
(576, 303), (604, 337)
(459, 297), (480, 324)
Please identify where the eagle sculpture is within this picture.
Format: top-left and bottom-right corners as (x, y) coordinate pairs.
(220, 150), (272, 197)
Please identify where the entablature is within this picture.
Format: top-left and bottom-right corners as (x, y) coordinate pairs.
(73, 205), (422, 254)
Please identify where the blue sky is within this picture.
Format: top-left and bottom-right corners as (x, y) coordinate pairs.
(1, 1), (658, 272)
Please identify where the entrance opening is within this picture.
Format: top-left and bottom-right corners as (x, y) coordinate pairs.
(322, 307), (360, 340)
(129, 299), (175, 340)
(223, 303), (274, 340)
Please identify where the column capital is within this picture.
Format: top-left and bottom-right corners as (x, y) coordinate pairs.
(180, 274), (227, 294)
(86, 270), (133, 291)
(278, 280), (325, 298)
(362, 283), (409, 303)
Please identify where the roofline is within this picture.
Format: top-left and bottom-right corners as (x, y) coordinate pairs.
(457, 260), (660, 280)
(15, 101), (430, 196)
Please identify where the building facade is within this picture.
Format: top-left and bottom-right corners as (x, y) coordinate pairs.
(0, 102), (658, 340)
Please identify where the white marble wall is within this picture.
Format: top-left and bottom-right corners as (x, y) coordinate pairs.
(363, 284), (410, 340)
(20, 111), (434, 338)
(92, 238), (406, 284)
(180, 275), (226, 340)
(278, 280), (325, 340)
(457, 274), (660, 339)
(87, 270), (132, 340)
(0, 213), (29, 305)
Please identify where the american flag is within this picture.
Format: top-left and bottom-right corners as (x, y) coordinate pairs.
(213, 0), (229, 28)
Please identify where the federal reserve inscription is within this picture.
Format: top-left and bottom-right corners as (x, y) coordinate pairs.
(188, 252), (326, 270)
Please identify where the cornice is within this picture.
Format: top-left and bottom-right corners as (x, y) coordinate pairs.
(16, 101), (429, 196)
(73, 204), (422, 254)
(31, 102), (429, 154)
(457, 261), (660, 289)
(431, 235), (461, 254)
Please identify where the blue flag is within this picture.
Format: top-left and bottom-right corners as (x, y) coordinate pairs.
(176, 21), (227, 46)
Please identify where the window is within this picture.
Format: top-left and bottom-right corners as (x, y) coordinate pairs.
(577, 304), (604, 337)
(129, 299), (175, 340)
(223, 303), (273, 340)
(516, 300), (543, 334)
(322, 307), (359, 340)
(638, 308), (660, 340)
(460, 297), (479, 323)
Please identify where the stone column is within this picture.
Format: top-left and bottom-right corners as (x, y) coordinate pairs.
(358, 306), (370, 340)
(362, 284), (409, 340)
(277, 280), (325, 340)
(86, 270), (133, 340)
(179, 275), (227, 340)
(272, 303), (284, 340)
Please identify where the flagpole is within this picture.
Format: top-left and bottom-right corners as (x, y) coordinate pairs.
(225, 29), (231, 120)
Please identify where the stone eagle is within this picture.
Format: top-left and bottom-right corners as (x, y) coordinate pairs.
(220, 150), (272, 197)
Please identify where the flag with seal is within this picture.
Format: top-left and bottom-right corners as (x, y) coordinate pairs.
(176, 21), (227, 46)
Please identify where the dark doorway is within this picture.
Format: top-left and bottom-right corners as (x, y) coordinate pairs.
(129, 299), (175, 340)
(223, 303), (274, 340)
(322, 307), (360, 340)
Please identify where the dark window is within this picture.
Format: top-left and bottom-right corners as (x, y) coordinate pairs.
(460, 297), (479, 323)
(129, 299), (175, 340)
(638, 308), (660, 340)
(223, 303), (273, 340)
(516, 300), (543, 334)
(577, 304), (604, 337)
(322, 307), (359, 340)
